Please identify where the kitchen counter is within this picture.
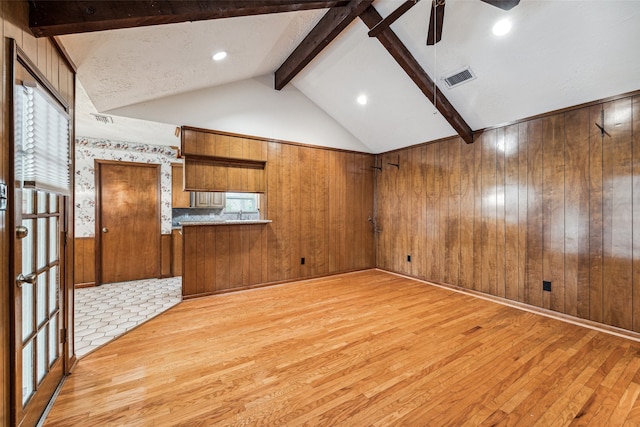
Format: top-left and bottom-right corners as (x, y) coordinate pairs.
(180, 220), (272, 226)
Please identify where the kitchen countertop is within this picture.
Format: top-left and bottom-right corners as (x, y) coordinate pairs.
(179, 220), (272, 226)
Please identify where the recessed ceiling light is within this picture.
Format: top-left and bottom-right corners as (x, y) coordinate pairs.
(492, 19), (512, 36)
(357, 95), (368, 105)
(212, 51), (227, 61)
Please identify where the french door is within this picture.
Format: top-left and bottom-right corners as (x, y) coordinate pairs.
(13, 188), (66, 426)
(11, 42), (70, 427)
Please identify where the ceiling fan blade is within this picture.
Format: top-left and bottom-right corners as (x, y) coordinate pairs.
(479, 0), (520, 11)
(426, 0), (445, 46)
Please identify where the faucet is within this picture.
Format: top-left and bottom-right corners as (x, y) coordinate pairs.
(237, 209), (243, 220)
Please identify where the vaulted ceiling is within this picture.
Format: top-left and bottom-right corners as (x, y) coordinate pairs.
(38, 0), (640, 153)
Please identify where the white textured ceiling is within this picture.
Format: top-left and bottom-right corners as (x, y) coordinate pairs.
(61, 0), (640, 153)
(75, 80), (179, 146)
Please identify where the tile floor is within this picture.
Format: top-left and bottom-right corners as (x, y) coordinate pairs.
(74, 277), (182, 357)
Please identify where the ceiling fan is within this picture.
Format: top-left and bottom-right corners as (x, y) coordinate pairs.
(427, 0), (520, 45)
(367, 0), (520, 44)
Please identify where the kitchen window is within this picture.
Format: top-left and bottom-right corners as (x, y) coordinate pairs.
(224, 192), (259, 213)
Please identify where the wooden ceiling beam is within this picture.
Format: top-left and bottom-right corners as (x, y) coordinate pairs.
(367, 0), (418, 39)
(274, 0), (373, 90)
(28, 0), (350, 37)
(360, 5), (474, 144)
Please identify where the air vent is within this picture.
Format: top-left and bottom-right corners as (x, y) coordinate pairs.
(90, 113), (113, 124)
(443, 66), (476, 89)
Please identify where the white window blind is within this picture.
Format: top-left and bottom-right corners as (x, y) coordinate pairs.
(15, 82), (71, 195)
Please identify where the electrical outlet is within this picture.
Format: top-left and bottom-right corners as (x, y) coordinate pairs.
(543, 280), (552, 292)
(301, 257), (305, 265)
(407, 255), (411, 262)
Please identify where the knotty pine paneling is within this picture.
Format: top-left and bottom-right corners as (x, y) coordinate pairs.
(1, 2), (76, 425)
(74, 235), (172, 284)
(375, 94), (640, 333)
(182, 145), (376, 298)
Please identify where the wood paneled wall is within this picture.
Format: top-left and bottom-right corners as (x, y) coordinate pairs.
(376, 95), (640, 332)
(74, 237), (95, 286)
(74, 234), (173, 286)
(265, 145), (375, 282)
(161, 234), (172, 277)
(182, 144), (375, 298)
(1, 1), (76, 425)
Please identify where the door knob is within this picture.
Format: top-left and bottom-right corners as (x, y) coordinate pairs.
(102, 227), (108, 233)
(16, 225), (29, 239)
(17, 273), (36, 288)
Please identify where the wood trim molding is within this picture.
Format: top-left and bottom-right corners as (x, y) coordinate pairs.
(28, 0), (350, 37)
(15, 43), (69, 111)
(473, 88), (640, 134)
(274, 0), (373, 90)
(360, 6), (474, 144)
(376, 88), (640, 156)
(181, 125), (373, 155)
(51, 36), (78, 72)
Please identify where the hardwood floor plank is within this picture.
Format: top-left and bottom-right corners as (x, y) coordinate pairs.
(44, 270), (640, 426)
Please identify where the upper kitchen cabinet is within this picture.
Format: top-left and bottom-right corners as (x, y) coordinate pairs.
(180, 127), (267, 193)
(172, 163), (226, 207)
(191, 191), (225, 208)
(171, 164), (190, 208)
(181, 127), (267, 163)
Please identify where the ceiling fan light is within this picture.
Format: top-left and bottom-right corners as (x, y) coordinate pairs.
(492, 19), (512, 36)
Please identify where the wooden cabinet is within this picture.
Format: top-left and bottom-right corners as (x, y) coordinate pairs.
(191, 192), (225, 208)
(181, 127), (267, 162)
(171, 229), (182, 277)
(173, 163), (225, 207)
(171, 164), (190, 208)
(180, 127), (267, 193)
(184, 158), (266, 193)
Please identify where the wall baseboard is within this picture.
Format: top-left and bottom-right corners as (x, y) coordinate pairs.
(74, 282), (96, 289)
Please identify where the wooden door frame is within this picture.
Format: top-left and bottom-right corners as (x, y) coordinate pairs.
(9, 40), (75, 426)
(94, 160), (162, 286)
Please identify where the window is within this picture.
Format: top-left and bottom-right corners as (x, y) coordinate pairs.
(224, 193), (259, 213)
(15, 82), (71, 195)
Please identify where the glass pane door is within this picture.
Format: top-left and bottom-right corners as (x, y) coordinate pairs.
(15, 188), (64, 425)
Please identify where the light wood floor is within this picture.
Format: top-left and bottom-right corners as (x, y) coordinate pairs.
(45, 270), (640, 426)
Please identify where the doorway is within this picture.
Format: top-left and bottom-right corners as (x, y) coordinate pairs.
(95, 161), (161, 284)
(11, 42), (72, 427)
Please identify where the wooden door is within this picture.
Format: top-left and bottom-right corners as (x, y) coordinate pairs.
(96, 161), (161, 284)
